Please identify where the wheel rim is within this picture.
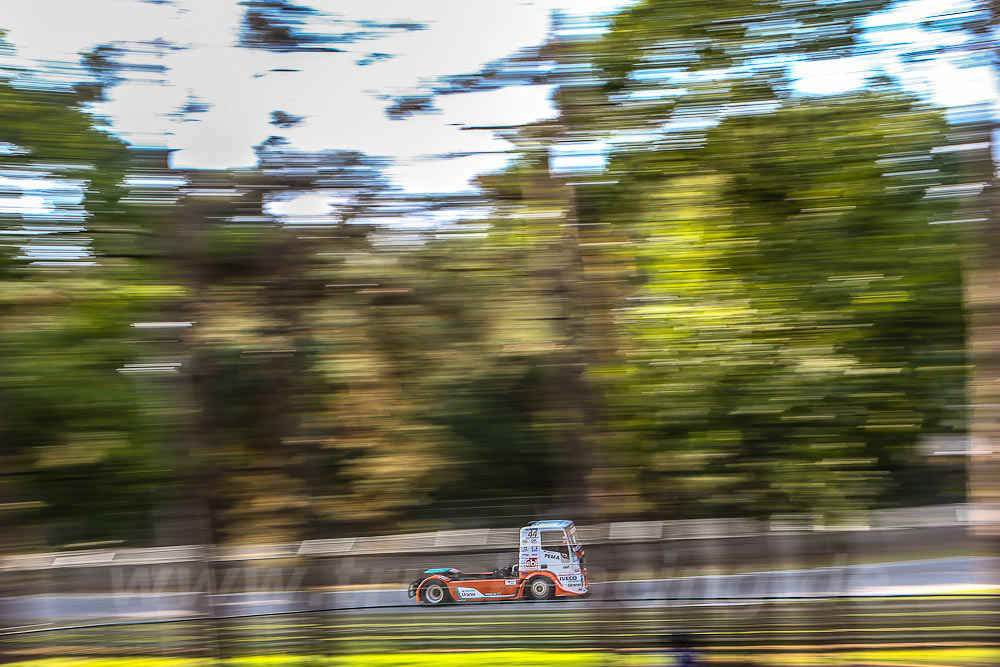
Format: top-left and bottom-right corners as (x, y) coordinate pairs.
(531, 580), (548, 597)
(425, 585), (443, 603)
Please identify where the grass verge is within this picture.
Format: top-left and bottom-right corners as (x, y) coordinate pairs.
(8, 648), (1000, 667)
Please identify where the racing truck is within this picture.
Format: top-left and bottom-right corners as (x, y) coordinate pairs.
(407, 519), (589, 605)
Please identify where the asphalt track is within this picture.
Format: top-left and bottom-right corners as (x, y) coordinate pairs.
(3, 556), (995, 627)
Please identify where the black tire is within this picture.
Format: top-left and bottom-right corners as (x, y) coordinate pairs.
(525, 576), (554, 600)
(420, 581), (451, 606)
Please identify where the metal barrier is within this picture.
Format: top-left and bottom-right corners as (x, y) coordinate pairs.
(0, 504), (973, 571)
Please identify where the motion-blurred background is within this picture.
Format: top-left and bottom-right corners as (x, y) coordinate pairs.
(1, 0), (999, 664)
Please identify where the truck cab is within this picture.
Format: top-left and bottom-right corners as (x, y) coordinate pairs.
(518, 520), (587, 595)
(408, 519), (589, 605)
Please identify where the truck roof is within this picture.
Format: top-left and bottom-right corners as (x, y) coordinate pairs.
(525, 520), (575, 529)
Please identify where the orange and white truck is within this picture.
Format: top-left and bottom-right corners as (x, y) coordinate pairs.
(407, 520), (589, 605)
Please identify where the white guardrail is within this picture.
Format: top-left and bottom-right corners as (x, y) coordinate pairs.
(0, 504), (976, 571)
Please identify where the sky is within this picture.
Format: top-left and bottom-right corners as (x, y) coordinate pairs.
(1, 0), (629, 199)
(1, 0), (996, 204)
(792, 0), (994, 107)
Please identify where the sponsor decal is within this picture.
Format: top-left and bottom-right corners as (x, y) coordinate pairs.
(559, 574), (580, 582)
(523, 557), (538, 570)
(505, 579), (517, 586)
(456, 587), (501, 599)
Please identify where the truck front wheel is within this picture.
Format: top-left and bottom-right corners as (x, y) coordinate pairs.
(525, 576), (554, 600)
(420, 581), (451, 605)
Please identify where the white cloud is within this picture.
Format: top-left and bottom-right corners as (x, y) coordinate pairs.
(266, 191), (349, 217)
(926, 63), (997, 108)
(387, 153), (510, 193)
(0, 195), (54, 216)
(791, 56), (876, 96)
(1, 0), (172, 62)
(170, 111), (260, 169)
(438, 86), (557, 128)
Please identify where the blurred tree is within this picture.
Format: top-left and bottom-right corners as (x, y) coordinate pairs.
(0, 63), (143, 548)
(602, 88), (965, 518)
(122, 146), (474, 541)
(435, 0), (970, 520)
(0, 0), (984, 550)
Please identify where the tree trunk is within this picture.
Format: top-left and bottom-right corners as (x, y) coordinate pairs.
(962, 33), (1000, 588)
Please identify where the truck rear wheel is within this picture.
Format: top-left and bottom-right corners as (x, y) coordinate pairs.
(420, 581), (451, 605)
(526, 576), (554, 600)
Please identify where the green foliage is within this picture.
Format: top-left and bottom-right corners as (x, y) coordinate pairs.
(0, 0), (976, 548)
(598, 88), (966, 517)
(0, 77), (145, 548)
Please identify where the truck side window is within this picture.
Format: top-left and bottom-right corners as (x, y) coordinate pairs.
(540, 530), (570, 560)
